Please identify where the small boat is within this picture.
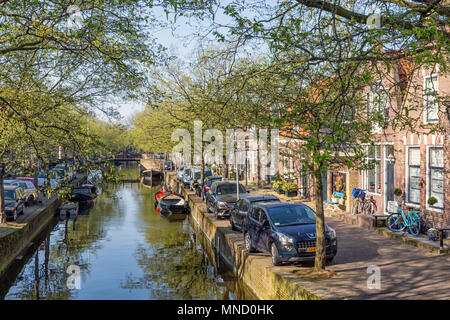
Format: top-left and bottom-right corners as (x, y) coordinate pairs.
(59, 202), (79, 218)
(70, 184), (98, 206)
(140, 169), (164, 187)
(156, 194), (190, 221)
(154, 187), (182, 208)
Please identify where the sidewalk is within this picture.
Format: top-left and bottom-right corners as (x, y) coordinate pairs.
(243, 185), (450, 299)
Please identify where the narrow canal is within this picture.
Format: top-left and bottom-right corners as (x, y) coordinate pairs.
(0, 171), (257, 299)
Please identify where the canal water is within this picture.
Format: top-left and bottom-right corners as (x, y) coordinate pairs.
(0, 173), (257, 299)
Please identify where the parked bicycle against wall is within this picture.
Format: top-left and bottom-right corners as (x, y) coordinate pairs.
(351, 188), (377, 215)
(386, 200), (421, 235)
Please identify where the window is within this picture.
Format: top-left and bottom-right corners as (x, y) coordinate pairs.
(367, 82), (389, 133)
(407, 147), (421, 204)
(363, 145), (381, 194)
(424, 75), (438, 123)
(429, 147), (444, 209)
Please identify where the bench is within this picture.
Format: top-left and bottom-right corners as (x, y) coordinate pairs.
(437, 228), (450, 250)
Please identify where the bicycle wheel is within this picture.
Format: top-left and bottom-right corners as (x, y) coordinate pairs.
(407, 213), (421, 236)
(387, 213), (405, 232)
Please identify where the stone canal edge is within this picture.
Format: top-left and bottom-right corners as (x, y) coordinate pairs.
(165, 172), (332, 300)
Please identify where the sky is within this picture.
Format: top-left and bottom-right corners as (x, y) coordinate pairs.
(114, 4), (238, 124)
(115, 10), (214, 123)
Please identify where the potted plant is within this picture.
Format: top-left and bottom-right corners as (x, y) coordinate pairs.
(427, 196), (438, 207)
(393, 188), (402, 198)
(272, 179), (284, 194)
(282, 182), (298, 197)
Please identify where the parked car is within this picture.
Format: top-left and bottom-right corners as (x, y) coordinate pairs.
(243, 202), (337, 266)
(4, 179), (38, 206)
(53, 167), (68, 184)
(3, 185), (25, 221)
(164, 161), (174, 171)
(200, 175), (222, 201)
(205, 181), (247, 219)
(176, 166), (185, 181)
(37, 170), (60, 189)
(188, 167), (213, 191)
(54, 163), (75, 181)
(181, 167), (192, 188)
(230, 195), (280, 232)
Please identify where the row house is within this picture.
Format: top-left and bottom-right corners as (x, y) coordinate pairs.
(264, 60), (449, 229)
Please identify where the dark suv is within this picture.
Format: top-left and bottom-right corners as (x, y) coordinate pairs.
(200, 176), (222, 200)
(205, 181), (247, 219)
(243, 202), (337, 266)
(230, 195), (280, 232)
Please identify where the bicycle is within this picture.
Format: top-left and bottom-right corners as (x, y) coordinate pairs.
(361, 195), (377, 215)
(386, 200), (421, 235)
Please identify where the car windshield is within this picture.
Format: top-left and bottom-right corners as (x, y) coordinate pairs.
(4, 190), (16, 200)
(252, 199), (280, 205)
(193, 171), (201, 179)
(267, 205), (316, 227)
(207, 178), (221, 186)
(216, 183), (246, 195)
(184, 169), (191, 176)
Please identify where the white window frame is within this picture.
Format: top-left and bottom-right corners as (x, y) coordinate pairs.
(405, 146), (421, 207)
(367, 82), (389, 134)
(423, 74), (439, 124)
(426, 146), (444, 212)
(362, 144), (382, 195)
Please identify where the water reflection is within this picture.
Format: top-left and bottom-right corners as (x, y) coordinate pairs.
(1, 182), (256, 300)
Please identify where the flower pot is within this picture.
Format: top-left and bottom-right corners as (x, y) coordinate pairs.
(277, 188), (284, 194)
(285, 190), (298, 197)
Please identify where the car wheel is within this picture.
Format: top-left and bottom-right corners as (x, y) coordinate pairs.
(244, 232), (256, 253)
(271, 243), (282, 266)
(326, 256), (335, 264)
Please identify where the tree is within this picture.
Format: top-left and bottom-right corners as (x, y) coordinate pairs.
(0, 0), (163, 221)
(166, 0), (449, 270)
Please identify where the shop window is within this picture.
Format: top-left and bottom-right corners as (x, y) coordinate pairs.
(429, 147), (444, 209)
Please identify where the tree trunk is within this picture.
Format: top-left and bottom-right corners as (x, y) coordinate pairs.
(256, 148), (261, 187)
(222, 152), (229, 179)
(312, 170), (326, 270)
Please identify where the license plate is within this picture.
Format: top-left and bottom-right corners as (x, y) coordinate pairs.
(306, 247), (316, 253)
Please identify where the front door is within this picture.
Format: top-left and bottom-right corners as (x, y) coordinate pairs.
(385, 145), (395, 213)
(385, 162), (394, 213)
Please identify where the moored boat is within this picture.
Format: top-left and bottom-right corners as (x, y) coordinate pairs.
(156, 194), (190, 221)
(70, 184), (98, 208)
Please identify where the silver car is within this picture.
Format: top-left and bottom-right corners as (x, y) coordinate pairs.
(176, 166), (185, 181)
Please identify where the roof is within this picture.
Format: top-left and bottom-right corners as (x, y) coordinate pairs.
(206, 176), (222, 180)
(4, 185), (21, 191)
(243, 195), (280, 202)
